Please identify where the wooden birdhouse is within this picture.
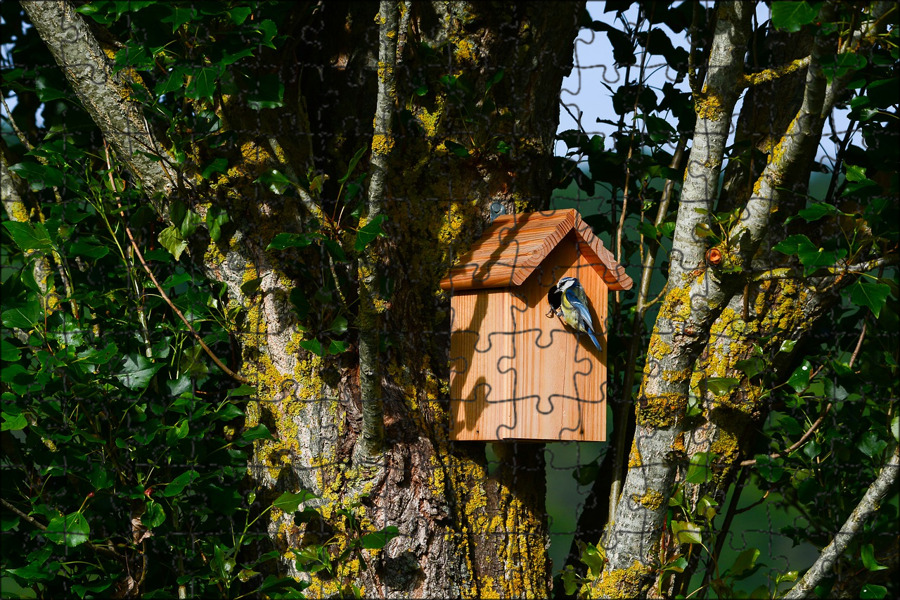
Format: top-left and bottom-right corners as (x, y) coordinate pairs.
(440, 208), (633, 442)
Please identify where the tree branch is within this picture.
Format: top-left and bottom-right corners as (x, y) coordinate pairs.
(20, 0), (175, 218)
(356, 0), (399, 460)
(751, 256), (899, 282)
(784, 444), (900, 599)
(597, 4), (755, 588)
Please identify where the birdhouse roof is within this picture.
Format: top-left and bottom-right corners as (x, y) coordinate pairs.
(440, 208), (633, 292)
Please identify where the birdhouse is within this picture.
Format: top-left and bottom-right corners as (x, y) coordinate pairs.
(440, 208), (632, 442)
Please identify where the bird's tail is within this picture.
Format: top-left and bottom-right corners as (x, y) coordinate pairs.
(587, 329), (601, 353)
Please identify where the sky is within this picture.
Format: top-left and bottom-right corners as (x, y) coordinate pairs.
(556, 1), (854, 168)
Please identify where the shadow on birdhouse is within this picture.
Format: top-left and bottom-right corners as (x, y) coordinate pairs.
(440, 209), (632, 442)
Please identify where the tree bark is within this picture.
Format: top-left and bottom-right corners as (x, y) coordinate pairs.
(20, 0), (583, 596)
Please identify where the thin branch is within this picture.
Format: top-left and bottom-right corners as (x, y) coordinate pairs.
(741, 321), (867, 467)
(356, 0), (399, 459)
(101, 146), (248, 384)
(20, 0), (175, 218)
(0, 92), (35, 151)
(121, 221), (248, 383)
(607, 135), (687, 525)
(2, 497), (127, 563)
(751, 256), (899, 282)
(784, 444), (900, 600)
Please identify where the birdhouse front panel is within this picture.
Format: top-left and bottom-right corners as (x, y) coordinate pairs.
(448, 230), (609, 441)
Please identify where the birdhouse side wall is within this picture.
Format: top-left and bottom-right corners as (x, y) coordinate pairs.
(449, 233), (608, 441)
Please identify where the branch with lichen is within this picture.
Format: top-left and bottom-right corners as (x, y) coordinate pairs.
(751, 256), (899, 282)
(595, 6), (756, 590)
(20, 0), (176, 220)
(784, 444), (899, 600)
(356, 0), (399, 461)
(741, 55), (811, 87)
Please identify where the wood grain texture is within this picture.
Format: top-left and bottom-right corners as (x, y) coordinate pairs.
(440, 208), (632, 292)
(449, 231), (609, 441)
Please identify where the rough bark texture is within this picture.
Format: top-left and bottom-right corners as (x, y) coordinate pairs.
(20, 0), (583, 596)
(20, 0), (175, 215)
(589, 2), (895, 598)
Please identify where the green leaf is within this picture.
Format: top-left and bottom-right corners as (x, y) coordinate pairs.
(787, 360), (812, 392)
(299, 339), (325, 357)
(1, 409), (28, 432)
(848, 281), (891, 318)
(661, 556), (688, 574)
(707, 377), (740, 396)
(730, 548), (760, 577)
(322, 238), (346, 261)
(560, 565), (579, 596)
(859, 584), (888, 599)
(186, 66), (221, 102)
(144, 500), (166, 528)
(327, 340), (349, 355)
(858, 431), (888, 458)
(755, 454), (785, 483)
(240, 277), (262, 296)
(45, 512), (90, 547)
(671, 520), (702, 544)
(355, 214), (387, 251)
(775, 570), (799, 585)
(214, 404), (244, 421)
(256, 169), (293, 195)
(771, 2), (821, 33)
(162, 470), (199, 497)
(116, 354), (164, 391)
(272, 490), (318, 513)
(774, 234), (816, 256)
(179, 209), (201, 238)
(844, 164), (867, 182)
(226, 384), (257, 398)
(267, 232), (319, 250)
(163, 3), (196, 30)
(256, 19), (278, 48)
(2, 300), (41, 330)
(7, 161), (65, 191)
(735, 357), (765, 378)
(891, 416), (899, 442)
(155, 68), (185, 95)
(578, 541), (606, 576)
(247, 74), (284, 110)
(822, 53), (867, 82)
(685, 452), (718, 484)
(241, 423), (274, 442)
(360, 525), (400, 550)
(860, 543), (888, 572)
(158, 225), (188, 261)
(228, 6), (253, 25)
(1, 339), (21, 362)
(797, 246), (846, 273)
(3, 221), (54, 251)
(69, 237), (111, 258)
(444, 140), (470, 157)
(201, 158), (228, 180)
(797, 203), (837, 222)
(779, 339), (797, 353)
(338, 147), (367, 184)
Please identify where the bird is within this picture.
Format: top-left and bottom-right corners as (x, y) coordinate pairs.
(547, 276), (601, 352)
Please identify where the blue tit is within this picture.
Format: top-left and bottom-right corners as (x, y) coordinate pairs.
(548, 276), (601, 352)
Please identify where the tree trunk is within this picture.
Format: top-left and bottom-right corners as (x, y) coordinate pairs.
(20, 0), (583, 595)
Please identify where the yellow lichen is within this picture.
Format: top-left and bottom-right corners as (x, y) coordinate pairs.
(587, 561), (653, 599)
(372, 133), (395, 156)
(636, 393), (688, 427)
(633, 489), (665, 511)
(695, 93), (724, 121)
